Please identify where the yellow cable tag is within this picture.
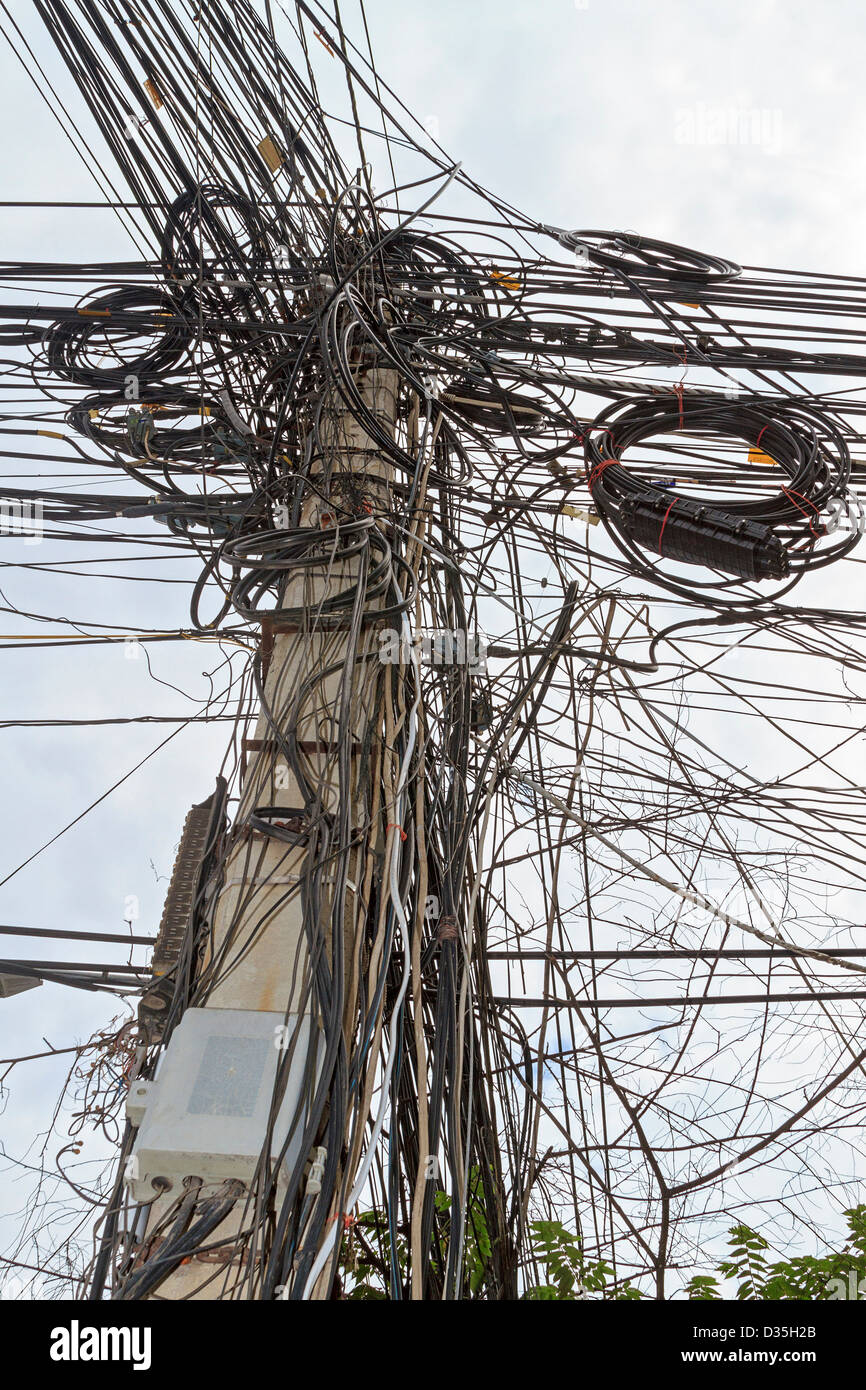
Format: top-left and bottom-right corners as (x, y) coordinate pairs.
(490, 268), (520, 292)
(561, 504), (598, 525)
(258, 136), (284, 173)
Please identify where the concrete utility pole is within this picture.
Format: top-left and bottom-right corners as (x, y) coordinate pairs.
(128, 361), (402, 1299)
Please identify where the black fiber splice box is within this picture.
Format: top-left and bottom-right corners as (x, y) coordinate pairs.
(618, 495), (789, 581)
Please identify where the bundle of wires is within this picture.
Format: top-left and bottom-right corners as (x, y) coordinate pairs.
(544, 227), (742, 290)
(582, 393), (857, 602)
(3, 0), (866, 1308)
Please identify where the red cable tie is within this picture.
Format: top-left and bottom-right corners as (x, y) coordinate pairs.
(657, 499), (677, 554)
(783, 487), (819, 514)
(597, 428), (616, 449)
(386, 822), (408, 842)
(328, 1212), (354, 1229)
(782, 487), (819, 537)
(588, 456), (618, 489)
(756, 424), (770, 449)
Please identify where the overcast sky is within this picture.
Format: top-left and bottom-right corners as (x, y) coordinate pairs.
(0, 0), (863, 1291)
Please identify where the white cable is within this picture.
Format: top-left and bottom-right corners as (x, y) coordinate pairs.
(300, 610), (421, 1298)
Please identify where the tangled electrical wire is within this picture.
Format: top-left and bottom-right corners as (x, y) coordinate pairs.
(0, 0), (866, 1305)
(584, 394), (857, 599)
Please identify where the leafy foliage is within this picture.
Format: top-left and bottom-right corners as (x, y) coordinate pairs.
(341, 1198), (866, 1301)
(683, 1205), (866, 1301)
(523, 1220), (642, 1300)
(341, 1210), (401, 1300)
(433, 1169), (493, 1295)
(340, 1166), (495, 1299)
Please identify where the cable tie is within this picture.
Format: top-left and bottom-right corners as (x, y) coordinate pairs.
(657, 498), (678, 554)
(588, 457), (618, 489)
(782, 487), (819, 538)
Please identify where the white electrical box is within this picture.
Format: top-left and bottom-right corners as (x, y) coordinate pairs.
(124, 1007), (318, 1202)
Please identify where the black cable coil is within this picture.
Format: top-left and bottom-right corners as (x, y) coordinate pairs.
(582, 393), (858, 599)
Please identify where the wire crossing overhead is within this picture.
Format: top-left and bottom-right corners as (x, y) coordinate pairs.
(0, 0), (866, 1305)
